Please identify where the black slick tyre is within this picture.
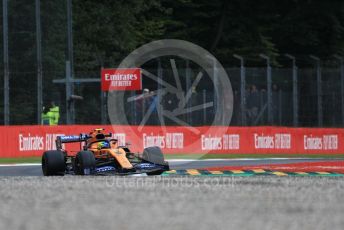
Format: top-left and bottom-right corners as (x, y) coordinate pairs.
(74, 151), (96, 175)
(142, 146), (166, 165)
(142, 146), (169, 175)
(42, 150), (66, 176)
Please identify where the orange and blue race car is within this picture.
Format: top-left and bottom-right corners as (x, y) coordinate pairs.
(41, 128), (169, 176)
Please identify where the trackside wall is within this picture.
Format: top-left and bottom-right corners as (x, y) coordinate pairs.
(0, 125), (343, 157)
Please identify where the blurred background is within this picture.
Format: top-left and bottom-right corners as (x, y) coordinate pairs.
(1, 0), (344, 127)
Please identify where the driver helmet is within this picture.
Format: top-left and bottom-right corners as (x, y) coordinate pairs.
(97, 141), (110, 149)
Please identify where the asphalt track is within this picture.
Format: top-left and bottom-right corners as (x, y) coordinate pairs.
(1, 159), (344, 230)
(0, 176), (343, 230)
(0, 158), (342, 176)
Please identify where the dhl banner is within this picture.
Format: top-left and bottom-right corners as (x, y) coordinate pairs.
(0, 125), (343, 158)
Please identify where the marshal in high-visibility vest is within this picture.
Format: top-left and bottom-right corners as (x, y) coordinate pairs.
(50, 105), (60, 125)
(42, 102), (60, 125)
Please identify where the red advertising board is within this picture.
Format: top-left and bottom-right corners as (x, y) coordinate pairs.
(0, 125), (343, 158)
(101, 68), (142, 91)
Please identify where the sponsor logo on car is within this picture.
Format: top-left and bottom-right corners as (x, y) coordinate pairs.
(60, 135), (80, 141)
(135, 163), (160, 169)
(96, 166), (116, 173)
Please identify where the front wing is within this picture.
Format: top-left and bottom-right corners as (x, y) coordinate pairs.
(66, 162), (169, 176)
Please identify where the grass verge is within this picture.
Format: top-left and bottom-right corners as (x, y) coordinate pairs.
(0, 157), (41, 164)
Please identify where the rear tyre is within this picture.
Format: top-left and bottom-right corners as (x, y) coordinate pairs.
(74, 151), (96, 175)
(42, 151), (66, 176)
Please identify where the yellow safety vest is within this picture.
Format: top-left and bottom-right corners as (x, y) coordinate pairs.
(50, 106), (60, 125)
(42, 111), (55, 125)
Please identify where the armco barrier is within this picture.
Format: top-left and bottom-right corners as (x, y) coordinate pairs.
(0, 125), (343, 158)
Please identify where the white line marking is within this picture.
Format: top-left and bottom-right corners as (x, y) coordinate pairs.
(167, 158), (310, 162)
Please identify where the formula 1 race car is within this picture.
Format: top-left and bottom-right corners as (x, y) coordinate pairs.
(41, 128), (169, 176)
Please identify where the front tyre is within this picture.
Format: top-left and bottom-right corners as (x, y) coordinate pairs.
(142, 146), (167, 165)
(142, 146), (169, 175)
(42, 151), (66, 176)
(74, 151), (96, 175)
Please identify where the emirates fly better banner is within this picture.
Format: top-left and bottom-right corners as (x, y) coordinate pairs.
(0, 125), (344, 158)
(101, 68), (142, 91)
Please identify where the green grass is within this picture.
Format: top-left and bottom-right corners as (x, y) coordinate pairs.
(0, 157), (41, 164)
(0, 154), (343, 164)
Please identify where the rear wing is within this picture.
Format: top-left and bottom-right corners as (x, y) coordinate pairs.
(55, 132), (112, 150)
(56, 134), (89, 150)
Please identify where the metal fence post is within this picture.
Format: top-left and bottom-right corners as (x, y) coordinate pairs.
(205, 55), (218, 124)
(67, 0), (73, 74)
(334, 55), (344, 126)
(259, 54), (272, 124)
(66, 0), (74, 123)
(36, 0), (43, 124)
(3, 0), (9, 125)
(310, 55), (322, 127)
(233, 54), (246, 126)
(132, 91), (136, 124)
(100, 91), (106, 124)
(341, 59), (344, 127)
(65, 61), (72, 124)
(157, 58), (164, 126)
(278, 90), (282, 125)
(185, 60), (191, 124)
(202, 89), (207, 124)
(285, 54), (298, 126)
